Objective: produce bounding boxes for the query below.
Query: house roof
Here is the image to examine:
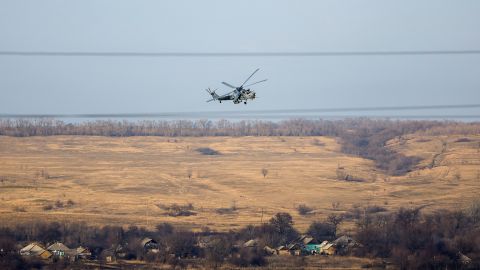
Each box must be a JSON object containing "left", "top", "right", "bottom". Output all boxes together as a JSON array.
[
  {"left": 319, "top": 240, "right": 329, "bottom": 248},
  {"left": 292, "top": 235, "right": 318, "bottom": 245},
  {"left": 323, "top": 243, "right": 334, "bottom": 250},
  {"left": 47, "top": 242, "right": 71, "bottom": 252},
  {"left": 39, "top": 250, "right": 53, "bottom": 259},
  {"left": 243, "top": 239, "right": 257, "bottom": 247},
  {"left": 458, "top": 252, "right": 472, "bottom": 264},
  {"left": 141, "top": 238, "right": 157, "bottom": 247},
  {"left": 20, "top": 243, "right": 47, "bottom": 256},
  {"left": 20, "top": 243, "right": 52, "bottom": 259},
  {"left": 287, "top": 243, "right": 302, "bottom": 250}
]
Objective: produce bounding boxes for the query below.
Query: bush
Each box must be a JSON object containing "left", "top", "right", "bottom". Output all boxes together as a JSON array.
[
  {"left": 55, "top": 200, "right": 64, "bottom": 208},
  {"left": 455, "top": 138, "right": 472, "bottom": 143},
  {"left": 297, "top": 204, "right": 313, "bottom": 215},
  {"left": 216, "top": 207, "right": 237, "bottom": 215},
  {"left": 307, "top": 221, "right": 336, "bottom": 241},
  {"left": 196, "top": 147, "right": 220, "bottom": 155},
  {"left": 13, "top": 206, "right": 26, "bottom": 212},
  {"left": 229, "top": 248, "right": 267, "bottom": 267},
  {"left": 158, "top": 203, "right": 196, "bottom": 217}
]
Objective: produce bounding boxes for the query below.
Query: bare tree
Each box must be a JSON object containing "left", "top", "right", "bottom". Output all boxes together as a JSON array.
[
  {"left": 331, "top": 201, "right": 341, "bottom": 210},
  {"left": 327, "top": 213, "right": 344, "bottom": 237},
  {"left": 261, "top": 168, "right": 268, "bottom": 178}
]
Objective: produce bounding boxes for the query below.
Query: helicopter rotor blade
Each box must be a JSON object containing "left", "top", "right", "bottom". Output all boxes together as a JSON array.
[
  {"left": 244, "top": 79, "right": 267, "bottom": 88},
  {"left": 222, "top": 82, "right": 237, "bottom": 89},
  {"left": 241, "top": 68, "right": 260, "bottom": 87}
]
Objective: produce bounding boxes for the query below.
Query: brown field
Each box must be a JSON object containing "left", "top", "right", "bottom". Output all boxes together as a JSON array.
[{"left": 0, "top": 134, "right": 479, "bottom": 232}]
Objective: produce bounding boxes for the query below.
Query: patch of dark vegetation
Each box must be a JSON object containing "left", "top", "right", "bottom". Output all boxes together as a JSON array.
[
  {"left": 455, "top": 137, "right": 473, "bottom": 143},
  {"left": 42, "top": 200, "right": 75, "bottom": 211},
  {"left": 416, "top": 138, "right": 432, "bottom": 143},
  {"left": 158, "top": 203, "right": 196, "bottom": 217},
  {"left": 196, "top": 147, "right": 220, "bottom": 155},
  {"left": 297, "top": 204, "right": 314, "bottom": 216},
  {"left": 335, "top": 168, "right": 366, "bottom": 182},
  {"left": 13, "top": 206, "right": 26, "bottom": 212},
  {"left": 365, "top": 205, "right": 388, "bottom": 214},
  {"left": 312, "top": 138, "right": 326, "bottom": 146},
  {"left": 215, "top": 207, "right": 237, "bottom": 215}
]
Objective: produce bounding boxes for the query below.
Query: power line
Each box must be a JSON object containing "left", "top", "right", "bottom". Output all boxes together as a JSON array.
[
  {"left": 1, "top": 50, "right": 480, "bottom": 57},
  {"left": 1, "top": 104, "right": 479, "bottom": 119}
]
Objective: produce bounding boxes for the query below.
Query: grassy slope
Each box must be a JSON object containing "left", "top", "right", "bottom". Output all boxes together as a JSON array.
[{"left": 0, "top": 134, "right": 478, "bottom": 232}]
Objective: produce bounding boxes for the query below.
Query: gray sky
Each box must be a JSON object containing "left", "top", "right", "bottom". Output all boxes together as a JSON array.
[{"left": 0, "top": 0, "right": 479, "bottom": 117}]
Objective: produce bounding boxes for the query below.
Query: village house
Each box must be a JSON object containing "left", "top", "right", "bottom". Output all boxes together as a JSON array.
[
  {"left": 286, "top": 243, "right": 302, "bottom": 256},
  {"left": 141, "top": 237, "right": 159, "bottom": 253},
  {"left": 100, "top": 247, "right": 116, "bottom": 263},
  {"left": 276, "top": 245, "right": 290, "bottom": 256},
  {"left": 263, "top": 245, "right": 276, "bottom": 255},
  {"left": 321, "top": 242, "right": 336, "bottom": 255},
  {"left": 75, "top": 246, "right": 92, "bottom": 260},
  {"left": 243, "top": 239, "right": 258, "bottom": 248},
  {"left": 47, "top": 242, "right": 72, "bottom": 258},
  {"left": 19, "top": 243, "right": 52, "bottom": 260}
]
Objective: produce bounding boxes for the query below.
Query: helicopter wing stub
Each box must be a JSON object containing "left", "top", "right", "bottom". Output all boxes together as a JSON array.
[{"left": 217, "top": 93, "right": 234, "bottom": 100}]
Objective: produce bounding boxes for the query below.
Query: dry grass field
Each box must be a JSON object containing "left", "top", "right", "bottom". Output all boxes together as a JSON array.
[{"left": 0, "top": 134, "right": 479, "bottom": 232}]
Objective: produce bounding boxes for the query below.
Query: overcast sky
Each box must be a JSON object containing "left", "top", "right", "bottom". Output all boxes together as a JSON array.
[{"left": 0, "top": 0, "right": 479, "bottom": 117}]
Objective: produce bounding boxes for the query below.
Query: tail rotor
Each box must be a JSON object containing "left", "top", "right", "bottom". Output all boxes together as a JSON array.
[{"left": 206, "top": 88, "right": 219, "bottom": 102}]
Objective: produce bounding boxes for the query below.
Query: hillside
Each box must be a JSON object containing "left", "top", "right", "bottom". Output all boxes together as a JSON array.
[{"left": 1, "top": 133, "right": 479, "bottom": 232}]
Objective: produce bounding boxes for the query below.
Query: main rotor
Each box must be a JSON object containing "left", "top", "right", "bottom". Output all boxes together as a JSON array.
[{"left": 221, "top": 68, "right": 267, "bottom": 91}]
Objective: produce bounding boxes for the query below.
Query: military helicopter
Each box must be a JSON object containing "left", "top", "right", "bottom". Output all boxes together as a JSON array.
[{"left": 206, "top": 68, "right": 267, "bottom": 104}]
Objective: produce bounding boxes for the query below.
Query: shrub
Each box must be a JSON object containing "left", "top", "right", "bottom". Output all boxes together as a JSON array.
[
  {"left": 55, "top": 200, "right": 64, "bottom": 208},
  {"left": 196, "top": 147, "right": 220, "bottom": 155},
  {"left": 455, "top": 137, "right": 472, "bottom": 143},
  {"left": 229, "top": 248, "right": 267, "bottom": 267},
  {"left": 158, "top": 203, "right": 196, "bottom": 217},
  {"left": 13, "top": 206, "right": 26, "bottom": 212},
  {"left": 297, "top": 204, "right": 313, "bottom": 215}
]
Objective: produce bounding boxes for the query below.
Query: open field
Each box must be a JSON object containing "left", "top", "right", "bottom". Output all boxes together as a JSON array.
[{"left": 1, "top": 134, "right": 479, "bottom": 232}]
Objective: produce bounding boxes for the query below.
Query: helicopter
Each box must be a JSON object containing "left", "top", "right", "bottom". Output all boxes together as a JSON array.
[{"left": 206, "top": 68, "right": 267, "bottom": 104}]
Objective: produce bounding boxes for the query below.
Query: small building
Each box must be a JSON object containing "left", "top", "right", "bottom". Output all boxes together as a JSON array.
[
  {"left": 458, "top": 252, "right": 472, "bottom": 265},
  {"left": 263, "top": 245, "right": 276, "bottom": 255},
  {"left": 141, "top": 238, "right": 159, "bottom": 253},
  {"left": 100, "top": 248, "right": 116, "bottom": 263},
  {"left": 276, "top": 245, "right": 290, "bottom": 256},
  {"left": 47, "top": 242, "right": 72, "bottom": 258},
  {"left": 321, "top": 243, "right": 336, "bottom": 255},
  {"left": 286, "top": 243, "right": 302, "bottom": 256},
  {"left": 20, "top": 243, "right": 52, "bottom": 260},
  {"left": 243, "top": 239, "right": 258, "bottom": 248},
  {"left": 74, "top": 246, "right": 92, "bottom": 260}
]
